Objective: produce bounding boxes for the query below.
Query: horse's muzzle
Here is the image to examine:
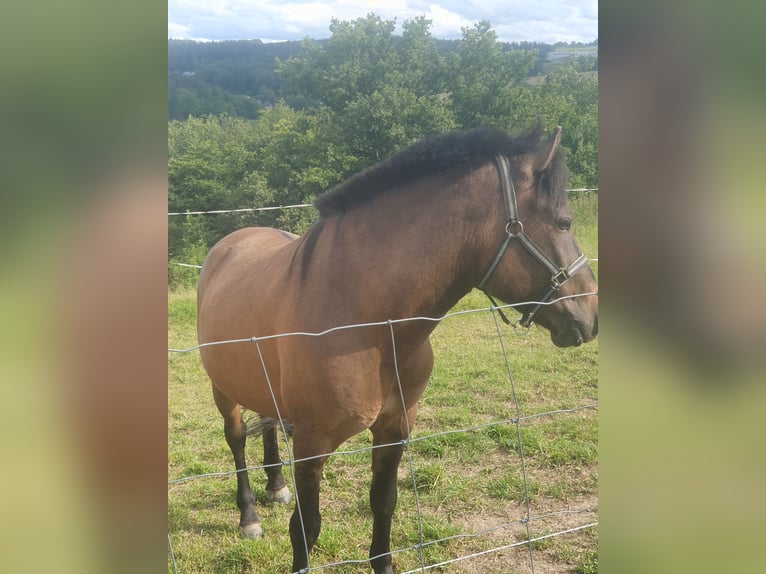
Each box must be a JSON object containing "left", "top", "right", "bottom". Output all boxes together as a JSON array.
[{"left": 551, "top": 315, "right": 598, "bottom": 348}]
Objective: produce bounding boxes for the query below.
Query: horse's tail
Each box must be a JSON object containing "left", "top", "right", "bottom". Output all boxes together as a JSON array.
[{"left": 243, "top": 410, "right": 294, "bottom": 438}]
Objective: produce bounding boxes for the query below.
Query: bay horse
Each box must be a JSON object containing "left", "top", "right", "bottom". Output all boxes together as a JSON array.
[{"left": 196, "top": 127, "right": 598, "bottom": 573}]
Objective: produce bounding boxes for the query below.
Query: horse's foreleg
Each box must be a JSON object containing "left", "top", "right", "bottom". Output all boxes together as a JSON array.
[
  {"left": 369, "top": 443, "right": 403, "bottom": 574},
  {"left": 368, "top": 408, "right": 417, "bottom": 574},
  {"left": 212, "top": 386, "right": 262, "bottom": 538},
  {"left": 262, "top": 419, "right": 291, "bottom": 504},
  {"left": 289, "top": 437, "right": 329, "bottom": 574}
]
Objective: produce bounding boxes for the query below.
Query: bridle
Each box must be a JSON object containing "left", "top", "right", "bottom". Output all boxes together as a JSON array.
[{"left": 477, "top": 154, "right": 589, "bottom": 328}]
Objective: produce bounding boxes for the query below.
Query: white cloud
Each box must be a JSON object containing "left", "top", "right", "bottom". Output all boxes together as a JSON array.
[
  {"left": 168, "top": 0, "right": 597, "bottom": 43},
  {"left": 168, "top": 21, "right": 192, "bottom": 39},
  {"left": 171, "top": 0, "right": 235, "bottom": 19},
  {"left": 426, "top": 4, "right": 473, "bottom": 37},
  {"left": 264, "top": 2, "right": 336, "bottom": 28}
]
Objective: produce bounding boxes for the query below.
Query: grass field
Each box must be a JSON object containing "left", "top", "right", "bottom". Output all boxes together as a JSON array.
[{"left": 168, "top": 193, "right": 598, "bottom": 573}]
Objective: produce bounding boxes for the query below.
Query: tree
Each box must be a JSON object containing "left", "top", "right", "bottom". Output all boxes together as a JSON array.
[
  {"left": 167, "top": 16, "right": 599, "bottom": 286},
  {"left": 448, "top": 21, "right": 536, "bottom": 128},
  {"left": 533, "top": 66, "right": 598, "bottom": 187},
  {"left": 277, "top": 14, "right": 456, "bottom": 172},
  {"left": 333, "top": 85, "right": 456, "bottom": 167},
  {"left": 397, "top": 15, "right": 449, "bottom": 96},
  {"left": 277, "top": 14, "right": 398, "bottom": 111},
  {"left": 168, "top": 114, "right": 275, "bottom": 267}
]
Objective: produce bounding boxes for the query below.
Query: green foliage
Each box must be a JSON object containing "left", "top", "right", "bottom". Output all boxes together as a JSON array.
[
  {"left": 285, "top": 14, "right": 399, "bottom": 111},
  {"left": 168, "top": 38, "right": 302, "bottom": 118},
  {"left": 448, "top": 21, "right": 536, "bottom": 128},
  {"left": 167, "top": 17, "right": 598, "bottom": 274},
  {"left": 538, "top": 66, "right": 599, "bottom": 187},
  {"left": 399, "top": 16, "right": 450, "bottom": 96},
  {"left": 168, "top": 77, "right": 262, "bottom": 119},
  {"left": 333, "top": 85, "right": 457, "bottom": 167},
  {"left": 167, "top": 110, "right": 325, "bottom": 284},
  {"left": 277, "top": 14, "right": 457, "bottom": 169},
  {"left": 168, "top": 218, "right": 209, "bottom": 289}
]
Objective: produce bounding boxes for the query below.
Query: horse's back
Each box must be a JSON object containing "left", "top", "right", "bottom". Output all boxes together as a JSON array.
[
  {"left": 198, "top": 225, "right": 297, "bottom": 330},
  {"left": 198, "top": 227, "right": 297, "bottom": 298}
]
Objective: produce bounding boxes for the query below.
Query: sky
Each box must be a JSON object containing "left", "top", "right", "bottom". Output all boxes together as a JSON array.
[{"left": 168, "top": 0, "right": 598, "bottom": 45}]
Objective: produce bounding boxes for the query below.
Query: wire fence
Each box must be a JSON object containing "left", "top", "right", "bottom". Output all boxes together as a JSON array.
[
  {"left": 168, "top": 190, "right": 598, "bottom": 572},
  {"left": 167, "top": 189, "right": 596, "bottom": 217},
  {"left": 168, "top": 203, "right": 316, "bottom": 216},
  {"left": 168, "top": 292, "right": 598, "bottom": 573},
  {"left": 168, "top": 191, "right": 598, "bottom": 271}
]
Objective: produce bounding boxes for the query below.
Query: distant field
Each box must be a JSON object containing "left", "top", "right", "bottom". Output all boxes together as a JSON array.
[
  {"left": 528, "top": 69, "right": 598, "bottom": 86},
  {"left": 168, "top": 193, "right": 598, "bottom": 573}
]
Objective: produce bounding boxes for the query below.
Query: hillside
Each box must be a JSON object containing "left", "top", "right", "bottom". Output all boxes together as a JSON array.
[{"left": 168, "top": 37, "right": 597, "bottom": 120}]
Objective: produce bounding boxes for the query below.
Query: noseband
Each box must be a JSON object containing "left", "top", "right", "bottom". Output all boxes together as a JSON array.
[{"left": 478, "top": 154, "right": 589, "bottom": 328}]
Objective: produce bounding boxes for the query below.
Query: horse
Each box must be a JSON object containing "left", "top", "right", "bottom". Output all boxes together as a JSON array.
[{"left": 196, "top": 126, "right": 598, "bottom": 574}]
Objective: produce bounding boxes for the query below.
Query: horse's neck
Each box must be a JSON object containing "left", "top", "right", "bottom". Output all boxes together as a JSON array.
[{"left": 317, "top": 172, "right": 496, "bottom": 322}]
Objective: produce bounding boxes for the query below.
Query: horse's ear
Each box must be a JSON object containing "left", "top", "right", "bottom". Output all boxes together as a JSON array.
[{"left": 535, "top": 126, "right": 562, "bottom": 172}]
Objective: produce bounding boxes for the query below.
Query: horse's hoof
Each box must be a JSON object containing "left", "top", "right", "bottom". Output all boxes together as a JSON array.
[
  {"left": 266, "top": 485, "right": 292, "bottom": 505},
  {"left": 239, "top": 522, "right": 263, "bottom": 539}
]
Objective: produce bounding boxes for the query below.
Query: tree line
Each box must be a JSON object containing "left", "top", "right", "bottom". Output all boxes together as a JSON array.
[
  {"left": 169, "top": 15, "right": 598, "bottom": 288},
  {"left": 168, "top": 27, "right": 595, "bottom": 119}
]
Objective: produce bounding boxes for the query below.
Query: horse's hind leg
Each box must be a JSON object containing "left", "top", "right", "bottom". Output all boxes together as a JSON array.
[
  {"left": 212, "top": 385, "right": 262, "bottom": 538},
  {"left": 261, "top": 418, "right": 291, "bottom": 504}
]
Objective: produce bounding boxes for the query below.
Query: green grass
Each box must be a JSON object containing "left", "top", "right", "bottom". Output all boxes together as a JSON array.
[{"left": 168, "top": 198, "right": 598, "bottom": 573}]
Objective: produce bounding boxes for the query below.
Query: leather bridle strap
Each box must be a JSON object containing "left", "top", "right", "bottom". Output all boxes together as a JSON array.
[
  {"left": 478, "top": 154, "right": 589, "bottom": 328},
  {"left": 477, "top": 154, "right": 517, "bottom": 291},
  {"left": 516, "top": 252, "right": 588, "bottom": 327}
]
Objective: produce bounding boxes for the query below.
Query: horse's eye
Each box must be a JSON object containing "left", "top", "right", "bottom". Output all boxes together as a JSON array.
[{"left": 557, "top": 218, "right": 572, "bottom": 231}]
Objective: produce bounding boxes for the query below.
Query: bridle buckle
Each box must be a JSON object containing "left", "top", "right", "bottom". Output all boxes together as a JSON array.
[
  {"left": 550, "top": 268, "right": 570, "bottom": 289},
  {"left": 505, "top": 219, "right": 524, "bottom": 237}
]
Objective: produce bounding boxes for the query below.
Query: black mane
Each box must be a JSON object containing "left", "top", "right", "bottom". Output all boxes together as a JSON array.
[{"left": 314, "top": 127, "right": 567, "bottom": 217}]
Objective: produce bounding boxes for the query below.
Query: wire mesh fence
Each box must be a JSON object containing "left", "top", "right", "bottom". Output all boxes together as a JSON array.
[
  {"left": 168, "top": 190, "right": 598, "bottom": 572},
  {"left": 168, "top": 294, "right": 598, "bottom": 573}
]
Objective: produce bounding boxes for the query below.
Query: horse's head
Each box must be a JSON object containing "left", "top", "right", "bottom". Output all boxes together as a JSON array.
[{"left": 478, "top": 127, "right": 598, "bottom": 347}]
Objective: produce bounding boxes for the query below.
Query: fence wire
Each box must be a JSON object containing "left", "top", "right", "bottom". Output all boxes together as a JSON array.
[
  {"left": 168, "top": 291, "right": 598, "bottom": 573},
  {"left": 168, "top": 291, "right": 597, "bottom": 354},
  {"left": 489, "top": 306, "right": 535, "bottom": 573},
  {"left": 167, "top": 190, "right": 596, "bottom": 217},
  {"left": 168, "top": 203, "right": 315, "bottom": 216},
  {"left": 167, "top": 194, "right": 598, "bottom": 272},
  {"left": 168, "top": 404, "right": 596, "bottom": 487}
]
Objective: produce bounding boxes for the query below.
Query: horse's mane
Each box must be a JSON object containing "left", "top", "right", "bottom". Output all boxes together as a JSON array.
[{"left": 314, "top": 127, "right": 568, "bottom": 217}]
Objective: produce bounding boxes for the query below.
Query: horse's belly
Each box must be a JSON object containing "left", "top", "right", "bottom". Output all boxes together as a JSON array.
[{"left": 201, "top": 340, "right": 284, "bottom": 417}]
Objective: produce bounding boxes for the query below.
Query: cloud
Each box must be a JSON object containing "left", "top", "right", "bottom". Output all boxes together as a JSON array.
[
  {"left": 167, "top": 21, "right": 193, "bottom": 39},
  {"left": 167, "top": 0, "right": 597, "bottom": 43},
  {"left": 426, "top": 4, "right": 473, "bottom": 37}
]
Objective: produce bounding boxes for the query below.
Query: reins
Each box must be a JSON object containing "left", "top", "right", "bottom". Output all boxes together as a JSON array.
[{"left": 478, "top": 154, "right": 589, "bottom": 329}]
